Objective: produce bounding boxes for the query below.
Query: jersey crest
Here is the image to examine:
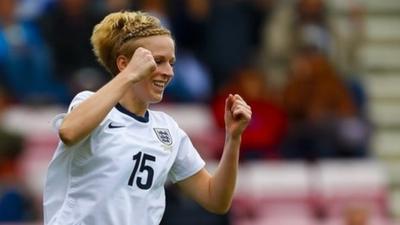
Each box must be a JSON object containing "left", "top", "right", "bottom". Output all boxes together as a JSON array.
[{"left": 153, "top": 128, "right": 173, "bottom": 145}]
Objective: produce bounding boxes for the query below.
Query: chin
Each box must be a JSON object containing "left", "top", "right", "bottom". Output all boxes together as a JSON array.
[
  {"left": 148, "top": 94, "right": 163, "bottom": 104},
  {"left": 150, "top": 99, "right": 163, "bottom": 104}
]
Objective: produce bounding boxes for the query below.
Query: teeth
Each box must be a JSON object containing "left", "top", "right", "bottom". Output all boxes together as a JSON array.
[{"left": 153, "top": 81, "right": 165, "bottom": 88}]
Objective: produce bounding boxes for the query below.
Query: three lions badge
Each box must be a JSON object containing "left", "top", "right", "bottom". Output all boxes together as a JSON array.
[{"left": 153, "top": 128, "right": 173, "bottom": 146}]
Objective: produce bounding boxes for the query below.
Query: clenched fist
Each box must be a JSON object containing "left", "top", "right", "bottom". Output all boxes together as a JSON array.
[
  {"left": 224, "top": 94, "right": 252, "bottom": 139},
  {"left": 123, "top": 47, "right": 157, "bottom": 83}
]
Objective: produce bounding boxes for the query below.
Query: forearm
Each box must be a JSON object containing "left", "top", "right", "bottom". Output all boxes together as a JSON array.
[
  {"left": 176, "top": 94, "right": 250, "bottom": 214},
  {"left": 209, "top": 135, "right": 241, "bottom": 213},
  {"left": 59, "top": 74, "right": 132, "bottom": 146}
]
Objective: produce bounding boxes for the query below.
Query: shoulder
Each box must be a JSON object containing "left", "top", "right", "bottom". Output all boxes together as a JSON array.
[
  {"left": 148, "top": 110, "right": 184, "bottom": 137},
  {"left": 68, "top": 90, "right": 94, "bottom": 112},
  {"left": 73, "top": 90, "right": 94, "bottom": 99},
  {"left": 71, "top": 90, "right": 94, "bottom": 104},
  {"left": 149, "top": 110, "right": 178, "bottom": 126}
]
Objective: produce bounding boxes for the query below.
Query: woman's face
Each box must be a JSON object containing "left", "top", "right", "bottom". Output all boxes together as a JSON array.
[{"left": 131, "top": 35, "right": 175, "bottom": 104}]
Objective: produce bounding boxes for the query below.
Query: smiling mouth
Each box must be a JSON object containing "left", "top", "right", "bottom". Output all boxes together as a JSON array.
[{"left": 153, "top": 80, "right": 166, "bottom": 89}]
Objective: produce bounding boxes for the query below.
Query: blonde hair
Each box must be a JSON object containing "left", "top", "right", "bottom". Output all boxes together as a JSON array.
[{"left": 91, "top": 11, "right": 171, "bottom": 76}]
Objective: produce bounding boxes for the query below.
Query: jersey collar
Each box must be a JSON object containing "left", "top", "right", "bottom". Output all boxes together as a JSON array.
[{"left": 115, "top": 103, "right": 149, "bottom": 123}]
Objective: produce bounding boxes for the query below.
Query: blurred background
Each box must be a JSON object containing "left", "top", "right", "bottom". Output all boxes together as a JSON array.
[{"left": 0, "top": 0, "right": 400, "bottom": 224}]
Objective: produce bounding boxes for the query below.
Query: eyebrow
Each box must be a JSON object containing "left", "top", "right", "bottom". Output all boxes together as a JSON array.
[{"left": 154, "top": 55, "right": 176, "bottom": 63}]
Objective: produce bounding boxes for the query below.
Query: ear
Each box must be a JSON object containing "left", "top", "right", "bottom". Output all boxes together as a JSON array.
[{"left": 116, "top": 55, "right": 129, "bottom": 73}]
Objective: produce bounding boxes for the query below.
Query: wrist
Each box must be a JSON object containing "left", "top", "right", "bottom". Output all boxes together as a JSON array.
[
  {"left": 226, "top": 133, "right": 241, "bottom": 143},
  {"left": 120, "top": 70, "right": 139, "bottom": 83}
]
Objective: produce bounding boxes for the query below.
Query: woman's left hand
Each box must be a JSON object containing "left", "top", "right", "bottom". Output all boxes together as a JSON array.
[{"left": 224, "top": 94, "right": 252, "bottom": 139}]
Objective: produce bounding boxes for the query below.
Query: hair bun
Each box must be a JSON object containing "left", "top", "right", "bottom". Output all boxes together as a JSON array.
[{"left": 91, "top": 11, "right": 170, "bottom": 75}]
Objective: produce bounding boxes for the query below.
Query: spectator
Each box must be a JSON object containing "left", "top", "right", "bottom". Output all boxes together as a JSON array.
[
  {"left": 171, "top": 1, "right": 269, "bottom": 93},
  {"left": 212, "top": 1, "right": 270, "bottom": 92},
  {"left": 0, "top": 0, "right": 68, "bottom": 103},
  {"left": 261, "top": 0, "right": 332, "bottom": 88},
  {"left": 295, "top": 0, "right": 332, "bottom": 53},
  {"left": 168, "top": 0, "right": 210, "bottom": 58},
  {"left": 37, "top": 0, "right": 105, "bottom": 96},
  {"left": 281, "top": 50, "right": 368, "bottom": 160},
  {"left": 212, "top": 66, "right": 287, "bottom": 160},
  {"left": 260, "top": 0, "right": 295, "bottom": 88},
  {"left": 0, "top": 128, "right": 36, "bottom": 222}
]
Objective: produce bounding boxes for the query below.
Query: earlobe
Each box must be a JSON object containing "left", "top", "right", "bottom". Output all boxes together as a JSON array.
[{"left": 116, "top": 55, "right": 128, "bottom": 72}]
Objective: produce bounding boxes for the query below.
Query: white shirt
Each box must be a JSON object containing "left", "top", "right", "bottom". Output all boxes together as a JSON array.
[{"left": 43, "top": 91, "right": 205, "bottom": 225}]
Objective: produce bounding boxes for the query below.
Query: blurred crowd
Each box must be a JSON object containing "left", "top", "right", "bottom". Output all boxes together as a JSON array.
[{"left": 0, "top": 0, "right": 373, "bottom": 223}]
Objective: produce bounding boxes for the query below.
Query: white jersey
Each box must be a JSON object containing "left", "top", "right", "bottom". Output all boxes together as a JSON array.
[{"left": 43, "top": 91, "right": 205, "bottom": 225}]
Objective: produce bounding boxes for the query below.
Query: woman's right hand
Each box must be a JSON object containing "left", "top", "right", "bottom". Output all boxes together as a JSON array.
[
  {"left": 60, "top": 47, "right": 156, "bottom": 146},
  {"left": 123, "top": 47, "right": 157, "bottom": 83}
]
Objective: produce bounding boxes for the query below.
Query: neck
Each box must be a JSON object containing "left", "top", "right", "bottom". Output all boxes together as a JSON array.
[{"left": 119, "top": 93, "right": 149, "bottom": 117}]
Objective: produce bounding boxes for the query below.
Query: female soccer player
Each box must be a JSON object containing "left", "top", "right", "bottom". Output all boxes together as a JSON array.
[{"left": 43, "top": 11, "right": 251, "bottom": 225}]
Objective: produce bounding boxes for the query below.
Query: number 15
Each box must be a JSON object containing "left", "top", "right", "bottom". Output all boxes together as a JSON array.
[{"left": 128, "top": 152, "right": 156, "bottom": 190}]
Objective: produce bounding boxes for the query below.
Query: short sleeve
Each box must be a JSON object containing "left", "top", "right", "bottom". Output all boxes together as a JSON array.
[
  {"left": 67, "top": 91, "right": 94, "bottom": 113},
  {"left": 52, "top": 91, "right": 94, "bottom": 131},
  {"left": 169, "top": 129, "right": 205, "bottom": 183}
]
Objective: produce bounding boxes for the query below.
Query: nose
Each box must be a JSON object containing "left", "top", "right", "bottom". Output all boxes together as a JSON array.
[{"left": 161, "top": 63, "right": 174, "bottom": 78}]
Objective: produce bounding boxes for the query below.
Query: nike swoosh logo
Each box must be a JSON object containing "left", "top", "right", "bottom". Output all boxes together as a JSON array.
[{"left": 108, "top": 122, "right": 125, "bottom": 129}]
